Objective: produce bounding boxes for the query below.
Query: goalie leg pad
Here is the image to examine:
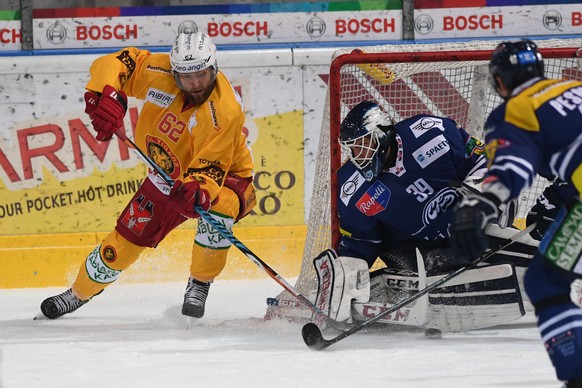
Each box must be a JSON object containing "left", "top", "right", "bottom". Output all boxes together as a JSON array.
[
  {"left": 427, "top": 263, "right": 525, "bottom": 333},
  {"left": 313, "top": 250, "right": 370, "bottom": 324}
]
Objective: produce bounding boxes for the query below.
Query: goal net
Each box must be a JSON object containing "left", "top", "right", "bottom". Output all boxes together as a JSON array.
[{"left": 266, "top": 38, "right": 582, "bottom": 321}]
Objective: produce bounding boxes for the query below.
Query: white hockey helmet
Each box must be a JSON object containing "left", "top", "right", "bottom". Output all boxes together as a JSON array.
[{"left": 170, "top": 32, "right": 217, "bottom": 74}]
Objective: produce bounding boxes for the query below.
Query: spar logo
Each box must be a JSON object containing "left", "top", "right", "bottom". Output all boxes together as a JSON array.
[{"left": 356, "top": 181, "right": 390, "bottom": 216}]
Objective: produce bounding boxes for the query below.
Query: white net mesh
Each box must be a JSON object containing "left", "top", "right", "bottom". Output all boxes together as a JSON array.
[{"left": 294, "top": 38, "right": 582, "bottom": 297}]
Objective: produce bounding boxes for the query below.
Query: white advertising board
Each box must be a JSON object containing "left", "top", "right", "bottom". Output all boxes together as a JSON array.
[
  {"left": 33, "top": 10, "right": 402, "bottom": 49},
  {"left": 414, "top": 5, "right": 582, "bottom": 39}
]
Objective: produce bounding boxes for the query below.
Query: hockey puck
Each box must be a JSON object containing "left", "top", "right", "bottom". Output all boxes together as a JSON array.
[{"left": 424, "top": 328, "right": 442, "bottom": 339}]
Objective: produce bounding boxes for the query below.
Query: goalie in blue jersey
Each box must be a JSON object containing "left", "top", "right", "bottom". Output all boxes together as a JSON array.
[
  {"left": 311, "top": 100, "right": 539, "bottom": 333},
  {"left": 450, "top": 40, "right": 582, "bottom": 387}
]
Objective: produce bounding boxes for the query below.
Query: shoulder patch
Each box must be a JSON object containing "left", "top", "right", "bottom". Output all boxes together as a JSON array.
[
  {"left": 465, "top": 136, "right": 485, "bottom": 157},
  {"left": 340, "top": 170, "right": 365, "bottom": 206},
  {"left": 409, "top": 116, "right": 445, "bottom": 138}
]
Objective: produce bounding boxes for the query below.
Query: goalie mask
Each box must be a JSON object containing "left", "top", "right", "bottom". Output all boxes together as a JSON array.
[
  {"left": 340, "top": 101, "right": 396, "bottom": 182},
  {"left": 489, "top": 39, "right": 544, "bottom": 99}
]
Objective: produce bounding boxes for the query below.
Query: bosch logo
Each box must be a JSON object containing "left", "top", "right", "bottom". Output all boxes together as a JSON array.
[
  {"left": 306, "top": 17, "right": 326, "bottom": 38},
  {"left": 414, "top": 14, "right": 434, "bottom": 35},
  {"left": 178, "top": 20, "right": 198, "bottom": 34},
  {"left": 207, "top": 21, "right": 268, "bottom": 37},
  {"left": 543, "top": 10, "right": 562, "bottom": 30},
  {"left": 336, "top": 18, "right": 396, "bottom": 35},
  {"left": 443, "top": 14, "right": 503, "bottom": 31},
  {"left": 46, "top": 22, "right": 67, "bottom": 45},
  {"left": 76, "top": 24, "right": 138, "bottom": 41}
]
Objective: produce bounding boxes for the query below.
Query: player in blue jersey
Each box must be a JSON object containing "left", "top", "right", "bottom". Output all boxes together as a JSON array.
[
  {"left": 450, "top": 40, "right": 582, "bottom": 387},
  {"left": 310, "top": 100, "right": 538, "bottom": 333},
  {"left": 336, "top": 101, "right": 488, "bottom": 272}
]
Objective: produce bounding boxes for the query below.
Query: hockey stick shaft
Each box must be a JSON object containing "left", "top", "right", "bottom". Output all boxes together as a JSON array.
[
  {"left": 302, "top": 222, "right": 537, "bottom": 350},
  {"left": 114, "top": 130, "right": 339, "bottom": 325}
]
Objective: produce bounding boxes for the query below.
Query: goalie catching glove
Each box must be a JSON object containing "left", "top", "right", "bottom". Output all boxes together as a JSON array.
[
  {"left": 169, "top": 180, "right": 212, "bottom": 219},
  {"left": 84, "top": 85, "right": 128, "bottom": 141},
  {"left": 450, "top": 192, "right": 500, "bottom": 260}
]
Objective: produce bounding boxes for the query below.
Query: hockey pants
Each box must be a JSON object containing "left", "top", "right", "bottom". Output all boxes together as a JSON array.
[{"left": 72, "top": 177, "right": 250, "bottom": 300}]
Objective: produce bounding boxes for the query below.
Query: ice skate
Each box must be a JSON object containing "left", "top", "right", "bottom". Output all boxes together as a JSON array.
[
  {"left": 182, "top": 278, "right": 210, "bottom": 319},
  {"left": 36, "top": 289, "right": 88, "bottom": 320}
]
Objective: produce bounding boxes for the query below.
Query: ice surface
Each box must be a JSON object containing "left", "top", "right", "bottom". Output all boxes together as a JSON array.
[{"left": 0, "top": 279, "right": 559, "bottom": 388}]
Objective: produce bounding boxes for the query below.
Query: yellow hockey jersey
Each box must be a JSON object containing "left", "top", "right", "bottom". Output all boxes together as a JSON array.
[{"left": 86, "top": 47, "right": 253, "bottom": 200}]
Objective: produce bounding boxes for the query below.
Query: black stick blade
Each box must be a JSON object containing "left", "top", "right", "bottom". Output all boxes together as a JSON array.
[{"left": 302, "top": 323, "right": 329, "bottom": 351}]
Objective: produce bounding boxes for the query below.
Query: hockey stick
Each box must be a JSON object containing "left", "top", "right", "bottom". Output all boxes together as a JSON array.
[
  {"left": 113, "top": 129, "right": 343, "bottom": 328},
  {"left": 302, "top": 222, "right": 537, "bottom": 351}
]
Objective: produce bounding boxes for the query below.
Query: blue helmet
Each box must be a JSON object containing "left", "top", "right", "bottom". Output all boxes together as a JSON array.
[
  {"left": 339, "top": 101, "right": 396, "bottom": 182},
  {"left": 489, "top": 39, "right": 544, "bottom": 98}
]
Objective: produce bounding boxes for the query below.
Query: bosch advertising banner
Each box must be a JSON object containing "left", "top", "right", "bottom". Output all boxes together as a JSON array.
[
  {"left": 3, "top": 2, "right": 582, "bottom": 52},
  {"left": 0, "top": 64, "right": 308, "bottom": 235},
  {"left": 414, "top": 4, "right": 582, "bottom": 38},
  {"left": 33, "top": 11, "right": 402, "bottom": 49}
]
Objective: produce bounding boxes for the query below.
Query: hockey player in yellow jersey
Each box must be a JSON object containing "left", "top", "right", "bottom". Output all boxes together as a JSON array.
[{"left": 39, "top": 32, "right": 256, "bottom": 320}]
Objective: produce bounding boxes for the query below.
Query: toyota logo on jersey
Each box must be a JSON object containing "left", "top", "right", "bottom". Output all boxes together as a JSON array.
[{"left": 356, "top": 181, "right": 390, "bottom": 216}]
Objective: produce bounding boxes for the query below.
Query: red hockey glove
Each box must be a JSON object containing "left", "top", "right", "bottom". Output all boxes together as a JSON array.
[
  {"left": 169, "top": 180, "right": 212, "bottom": 219},
  {"left": 84, "top": 85, "right": 127, "bottom": 141}
]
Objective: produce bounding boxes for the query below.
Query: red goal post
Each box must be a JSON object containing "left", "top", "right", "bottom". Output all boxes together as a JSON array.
[{"left": 295, "top": 39, "right": 582, "bottom": 297}]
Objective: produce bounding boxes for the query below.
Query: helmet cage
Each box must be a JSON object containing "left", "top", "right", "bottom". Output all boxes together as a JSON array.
[
  {"left": 339, "top": 102, "right": 394, "bottom": 181},
  {"left": 341, "top": 129, "right": 383, "bottom": 170}
]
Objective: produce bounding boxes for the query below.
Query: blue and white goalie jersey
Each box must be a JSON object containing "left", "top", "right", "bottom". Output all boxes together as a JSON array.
[{"left": 337, "top": 114, "right": 486, "bottom": 263}]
